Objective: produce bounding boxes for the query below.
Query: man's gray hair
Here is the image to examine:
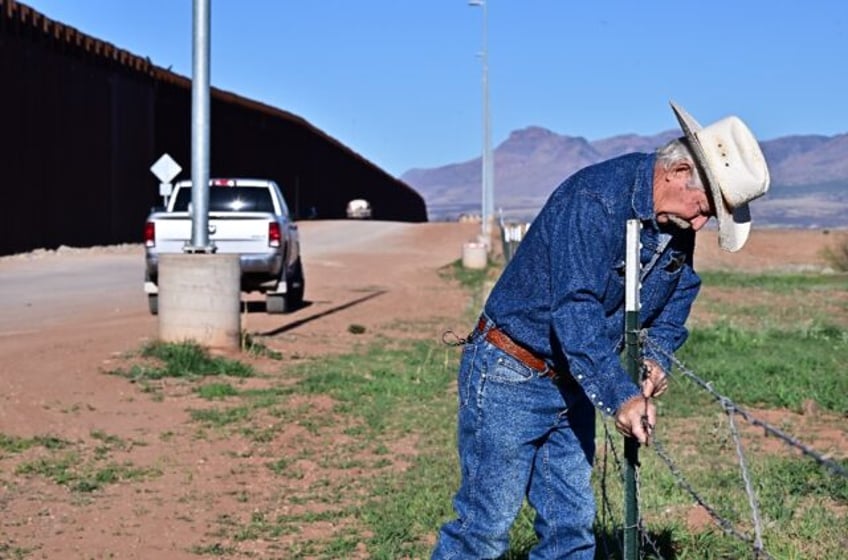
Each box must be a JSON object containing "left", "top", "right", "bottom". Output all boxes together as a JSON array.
[{"left": 656, "top": 138, "right": 706, "bottom": 191}]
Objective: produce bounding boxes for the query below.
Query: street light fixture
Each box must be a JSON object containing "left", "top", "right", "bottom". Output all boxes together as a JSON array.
[{"left": 469, "top": 0, "right": 494, "bottom": 249}]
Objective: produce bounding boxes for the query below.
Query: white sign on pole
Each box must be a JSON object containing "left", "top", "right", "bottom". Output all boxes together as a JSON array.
[
  {"left": 150, "top": 153, "right": 182, "bottom": 183},
  {"left": 150, "top": 154, "right": 182, "bottom": 207}
]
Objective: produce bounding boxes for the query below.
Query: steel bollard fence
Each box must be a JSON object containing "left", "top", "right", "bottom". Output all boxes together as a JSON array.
[{"left": 500, "top": 221, "right": 530, "bottom": 264}]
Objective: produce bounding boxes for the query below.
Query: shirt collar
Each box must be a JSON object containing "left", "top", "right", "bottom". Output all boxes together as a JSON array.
[{"left": 632, "top": 153, "right": 657, "bottom": 224}]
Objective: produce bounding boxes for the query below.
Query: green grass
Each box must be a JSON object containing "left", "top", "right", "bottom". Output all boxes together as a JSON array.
[
  {"left": 9, "top": 430, "right": 159, "bottom": 493},
  {"left": 196, "top": 382, "right": 240, "bottom": 400},
  {"left": 0, "top": 434, "right": 69, "bottom": 456},
  {"left": 189, "top": 542, "right": 237, "bottom": 556},
  {"left": 314, "top": 345, "right": 461, "bottom": 558},
  {"left": 670, "top": 321, "right": 848, "bottom": 414},
  {"left": 241, "top": 333, "right": 284, "bottom": 359},
  {"left": 15, "top": 453, "right": 159, "bottom": 493},
  {"left": 690, "top": 270, "right": 848, "bottom": 332},
  {"left": 293, "top": 340, "right": 458, "bottom": 434},
  {"left": 698, "top": 270, "right": 848, "bottom": 292},
  {"left": 189, "top": 405, "right": 252, "bottom": 427},
  {"left": 0, "top": 542, "right": 34, "bottom": 560},
  {"left": 109, "top": 340, "right": 255, "bottom": 382},
  {"left": 438, "top": 258, "right": 499, "bottom": 289}
]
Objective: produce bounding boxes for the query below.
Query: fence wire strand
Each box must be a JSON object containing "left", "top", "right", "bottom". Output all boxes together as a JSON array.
[
  {"left": 722, "top": 396, "right": 766, "bottom": 553},
  {"left": 595, "top": 333, "right": 845, "bottom": 559},
  {"left": 643, "top": 335, "right": 848, "bottom": 480}
]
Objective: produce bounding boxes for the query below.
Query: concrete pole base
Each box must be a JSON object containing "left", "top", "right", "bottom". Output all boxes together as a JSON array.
[
  {"left": 158, "top": 253, "right": 241, "bottom": 351},
  {"left": 462, "top": 241, "right": 488, "bottom": 269}
]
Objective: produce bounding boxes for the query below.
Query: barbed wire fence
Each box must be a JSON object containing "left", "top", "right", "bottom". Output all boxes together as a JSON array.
[{"left": 592, "top": 331, "right": 848, "bottom": 559}]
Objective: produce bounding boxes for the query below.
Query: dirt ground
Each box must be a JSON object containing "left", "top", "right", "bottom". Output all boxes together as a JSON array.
[{"left": 0, "top": 223, "right": 844, "bottom": 558}]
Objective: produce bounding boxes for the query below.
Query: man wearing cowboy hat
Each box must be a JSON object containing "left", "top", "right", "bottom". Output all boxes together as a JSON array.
[{"left": 432, "top": 102, "right": 770, "bottom": 559}]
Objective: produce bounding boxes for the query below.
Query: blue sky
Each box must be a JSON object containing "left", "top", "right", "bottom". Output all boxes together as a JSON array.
[{"left": 25, "top": 1, "right": 847, "bottom": 178}]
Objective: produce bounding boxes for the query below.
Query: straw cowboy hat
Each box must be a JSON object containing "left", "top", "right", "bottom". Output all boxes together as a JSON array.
[{"left": 670, "top": 101, "right": 771, "bottom": 252}]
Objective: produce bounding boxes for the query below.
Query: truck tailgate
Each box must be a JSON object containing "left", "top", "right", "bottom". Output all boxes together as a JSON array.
[{"left": 152, "top": 212, "right": 274, "bottom": 254}]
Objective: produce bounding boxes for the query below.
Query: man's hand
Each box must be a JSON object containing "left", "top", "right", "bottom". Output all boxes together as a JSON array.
[
  {"left": 615, "top": 395, "right": 656, "bottom": 445},
  {"left": 641, "top": 359, "right": 668, "bottom": 398}
]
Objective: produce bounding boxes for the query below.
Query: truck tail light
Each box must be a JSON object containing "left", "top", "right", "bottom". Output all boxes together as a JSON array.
[
  {"left": 144, "top": 221, "right": 155, "bottom": 247},
  {"left": 268, "top": 222, "right": 281, "bottom": 248}
]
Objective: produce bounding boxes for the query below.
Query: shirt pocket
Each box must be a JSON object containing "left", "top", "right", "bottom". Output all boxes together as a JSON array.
[
  {"left": 641, "top": 250, "right": 686, "bottom": 318},
  {"left": 660, "top": 250, "right": 687, "bottom": 280},
  {"left": 603, "top": 259, "right": 626, "bottom": 307}
]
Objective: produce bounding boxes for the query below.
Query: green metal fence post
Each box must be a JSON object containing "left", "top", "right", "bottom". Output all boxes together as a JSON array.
[{"left": 623, "top": 219, "right": 642, "bottom": 560}]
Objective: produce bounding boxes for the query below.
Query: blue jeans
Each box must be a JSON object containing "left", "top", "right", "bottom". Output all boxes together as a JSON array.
[{"left": 432, "top": 333, "right": 597, "bottom": 559}]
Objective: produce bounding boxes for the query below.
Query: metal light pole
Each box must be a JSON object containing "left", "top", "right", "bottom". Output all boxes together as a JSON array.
[
  {"left": 469, "top": 0, "right": 493, "bottom": 249},
  {"left": 188, "top": 0, "right": 213, "bottom": 252}
]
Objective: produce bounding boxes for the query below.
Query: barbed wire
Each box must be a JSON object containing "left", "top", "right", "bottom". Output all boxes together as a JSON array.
[
  {"left": 722, "top": 397, "right": 766, "bottom": 553},
  {"left": 594, "top": 333, "right": 846, "bottom": 559},
  {"left": 649, "top": 435, "right": 773, "bottom": 559},
  {"left": 643, "top": 335, "right": 848, "bottom": 480}
]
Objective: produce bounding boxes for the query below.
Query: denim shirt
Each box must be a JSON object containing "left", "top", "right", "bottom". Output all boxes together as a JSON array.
[{"left": 484, "top": 152, "right": 701, "bottom": 416}]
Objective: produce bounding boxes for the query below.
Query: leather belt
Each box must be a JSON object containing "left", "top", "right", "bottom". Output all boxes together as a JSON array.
[{"left": 477, "top": 316, "right": 566, "bottom": 382}]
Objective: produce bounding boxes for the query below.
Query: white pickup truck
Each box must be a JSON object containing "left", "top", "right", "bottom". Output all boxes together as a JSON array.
[{"left": 143, "top": 178, "right": 304, "bottom": 315}]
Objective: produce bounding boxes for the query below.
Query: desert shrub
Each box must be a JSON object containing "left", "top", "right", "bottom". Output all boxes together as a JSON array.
[{"left": 821, "top": 234, "right": 848, "bottom": 271}]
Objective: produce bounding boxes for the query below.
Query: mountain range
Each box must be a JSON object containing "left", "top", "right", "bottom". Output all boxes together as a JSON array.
[{"left": 401, "top": 126, "right": 848, "bottom": 229}]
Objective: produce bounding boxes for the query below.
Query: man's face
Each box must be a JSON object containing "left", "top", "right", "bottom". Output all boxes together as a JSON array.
[{"left": 655, "top": 163, "right": 715, "bottom": 231}]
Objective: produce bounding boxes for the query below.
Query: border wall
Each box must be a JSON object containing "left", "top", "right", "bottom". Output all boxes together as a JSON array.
[{"left": 0, "top": 0, "right": 427, "bottom": 257}]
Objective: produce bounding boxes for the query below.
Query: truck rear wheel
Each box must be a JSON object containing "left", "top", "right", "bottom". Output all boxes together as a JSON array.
[
  {"left": 284, "top": 258, "right": 305, "bottom": 310},
  {"left": 265, "top": 258, "right": 305, "bottom": 314}
]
